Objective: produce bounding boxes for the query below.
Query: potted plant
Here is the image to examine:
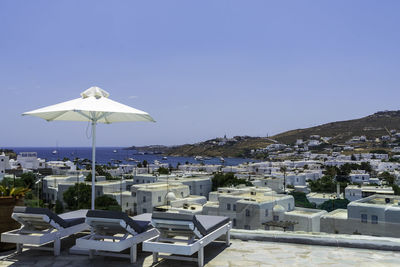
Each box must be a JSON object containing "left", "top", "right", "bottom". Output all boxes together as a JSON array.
[{"left": 0, "top": 186, "right": 30, "bottom": 251}]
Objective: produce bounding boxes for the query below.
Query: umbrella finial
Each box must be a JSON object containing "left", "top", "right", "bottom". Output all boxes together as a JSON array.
[{"left": 81, "top": 86, "right": 110, "bottom": 99}]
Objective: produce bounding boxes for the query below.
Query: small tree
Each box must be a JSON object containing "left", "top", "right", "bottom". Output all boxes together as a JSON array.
[
  {"left": 142, "top": 160, "right": 148, "bottom": 168},
  {"left": 63, "top": 183, "right": 91, "bottom": 210},
  {"left": 211, "top": 172, "right": 252, "bottom": 191},
  {"left": 379, "top": 171, "right": 396, "bottom": 185},
  {"left": 318, "top": 199, "right": 349, "bottom": 212},
  {"left": 289, "top": 192, "right": 316, "bottom": 208},
  {"left": 95, "top": 195, "right": 121, "bottom": 211},
  {"left": 158, "top": 167, "right": 169, "bottom": 175},
  {"left": 20, "top": 172, "right": 36, "bottom": 189},
  {"left": 55, "top": 200, "right": 64, "bottom": 214},
  {"left": 280, "top": 166, "right": 287, "bottom": 193}
]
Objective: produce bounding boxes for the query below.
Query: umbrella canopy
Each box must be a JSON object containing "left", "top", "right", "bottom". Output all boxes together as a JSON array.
[
  {"left": 23, "top": 86, "right": 155, "bottom": 123},
  {"left": 23, "top": 86, "right": 155, "bottom": 210}
]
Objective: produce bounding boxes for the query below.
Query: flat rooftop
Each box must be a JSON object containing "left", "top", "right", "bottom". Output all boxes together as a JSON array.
[
  {"left": 1, "top": 236, "right": 399, "bottom": 266},
  {"left": 287, "top": 208, "right": 325, "bottom": 216},
  {"left": 363, "top": 196, "right": 400, "bottom": 205},
  {"left": 323, "top": 209, "right": 348, "bottom": 219},
  {"left": 307, "top": 193, "right": 339, "bottom": 199},
  {"left": 132, "top": 182, "right": 185, "bottom": 191}
]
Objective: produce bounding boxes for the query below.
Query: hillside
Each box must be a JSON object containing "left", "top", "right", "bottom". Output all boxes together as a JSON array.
[
  {"left": 129, "top": 110, "right": 400, "bottom": 158},
  {"left": 271, "top": 111, "right": 400, "bottom": 144},
  {"left": 164, "top": 136, "right": 274, "bottom": 158}
]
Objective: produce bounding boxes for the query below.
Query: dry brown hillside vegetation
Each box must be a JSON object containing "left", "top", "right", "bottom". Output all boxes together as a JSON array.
[{"left": 271, "top": 111, "right": 400, "bottom": 144}]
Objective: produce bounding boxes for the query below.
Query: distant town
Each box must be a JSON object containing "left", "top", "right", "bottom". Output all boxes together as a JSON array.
[{"left": 2, "top": 127, "right": 400, "bottom": 238}]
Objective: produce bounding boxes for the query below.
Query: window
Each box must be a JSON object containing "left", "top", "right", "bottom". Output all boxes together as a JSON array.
[
  {"left": 372, "top": 215, "right": 378, "bottom": 224},
  {"left": 181, "top": 192, "right": 184, "bottom": 197},
  {"left": 245, "top": 209, "right": 250, "bottom": 217},
  {"left": 158, "top": 196, "right": 161, "bottom": 202},
  {"left": 143, "top": 196, "right": 146, "bottom": 203},
  {"left": 132, "top": 192, "right": 136, "bottom": 197},
  {"left": 361, "top": 214, "right": 367, "bottom": 223},
  {"left": 273, "top": 215, "right": 279, "bottom": 222},
  {"left": 200, "top": 185, "right": 202, "bottom": 189},
  {"left": 233, "top": 204, "right": 236, "bottom": 211},
  {"left": 227, "top": 203, "right": 231, "bottom": 210},
  {"left": 288, "top": 203, "right": 291, "bottom": 210},
  {"left": 233, "top": 219, "right": 236, "bottom": 227},
  {"left": 143, "top": 208, "right": 147, "bottom": 213},
  {"left": 126, "top": 202, "right": 128, "bottom": 207},
  {"left": 244, "top": 225, "right": 250, "bottom": 230},
  {"left": 265, "top": 209, "right": 269, "bottom": 217}
]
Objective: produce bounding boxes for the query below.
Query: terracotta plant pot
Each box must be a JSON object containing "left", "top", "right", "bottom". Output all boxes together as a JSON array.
[{"left": 0, "top": 197, "right": 24, "bottom": 252}]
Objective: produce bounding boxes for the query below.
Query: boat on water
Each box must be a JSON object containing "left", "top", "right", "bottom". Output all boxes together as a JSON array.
[
  {"left": 52, "top": 150, "right": 58, "bottom": 155},
  {"left": 126, "top": 157, "right": 135, "bottom": 161},
  {"left": 194, "top": 156, "right": 203, "bottom": 161},
  {"left": 220, "top": 157, "right": 225, "bottom": 162},
  {"left": 113, "top": 149, "right": 118, "bottom": 153},
  {"left": 162, "top": 156, "right": 168, "bottom": 160}
]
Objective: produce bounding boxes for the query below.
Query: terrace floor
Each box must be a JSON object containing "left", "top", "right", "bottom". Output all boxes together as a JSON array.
[{"left": 1, "top": 236, "right": 399, "bottom": 266}]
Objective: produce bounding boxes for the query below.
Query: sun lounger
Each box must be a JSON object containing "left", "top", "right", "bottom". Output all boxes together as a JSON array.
[
  {"left": 1, "top": 206, "right": 89, "bottom": 256},
  {"left": 143, "top": 212, "right": 231, "bottom": 267},
  {"left": 74, "top": 210, "right": 158, "bottom": 263}
]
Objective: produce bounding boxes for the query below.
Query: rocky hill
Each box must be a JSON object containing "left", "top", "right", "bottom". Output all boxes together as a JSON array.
[
  {"left": 271, "top": 111, "right": 400, "bottom": 144},
  {"left": 128, "top": 111, "right": 400, "bottom": 157},
  {"left": 163, "top": 136, "right": 276, "bottom": 158}
]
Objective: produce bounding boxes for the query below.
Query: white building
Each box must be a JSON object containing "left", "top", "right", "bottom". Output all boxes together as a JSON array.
[
  {"left": 284, "top": 208, "right": 327, "bottom": 232},
  {"left": 130, "top": 182, "right": 204, "bottom": 215},
  {"left": 252, "top": 177, "right": 284, "bottom": 193},
  {"left": 0, "top": 153, "right": 10, "bottom": 180},
  {"left": 178, "top": 164, "right": 222, "bottom": 173},
  {"left": 345, "top": 185, "right": 394, "bottom": 202},
  {"left": 349, "top": 171, "right": 371, "bottom": 184},
  {"left": 158, "top": 175, "right": 212, "bottom": 197},
  {"left": 321, "top": 195, "right": 400, "bottom": 238},
  {"left": 307, "top": 192, "right": 343, "bottom": 206},
  {"left": 46, "top": 160, "right": 76, "bottom": 175},
  {"left": 16, "top": 152, "right": 45, "bottom": 170},
  {"left": 203, "top": 187, "right": 294, "bottom": 230},
  {"left": 308, "top": 140, "right": 321, "bottom": 147},
  {"left": 42, "top": 174, "right": 86, "bottom": 204}
]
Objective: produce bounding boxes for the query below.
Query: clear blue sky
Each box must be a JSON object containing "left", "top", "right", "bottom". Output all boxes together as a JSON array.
[{"left": 1, "top": 1, "right": 400, "bottom": 147}]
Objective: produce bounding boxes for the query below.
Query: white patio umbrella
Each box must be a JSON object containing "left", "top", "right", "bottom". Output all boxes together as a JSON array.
[{"left": 23, "top": 86, "right": 155, "bottom": 210}]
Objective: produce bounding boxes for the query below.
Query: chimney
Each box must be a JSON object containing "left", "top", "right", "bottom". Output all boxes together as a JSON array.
[{"left": 336, "top": 183, "right": 340, "bottom": 198}]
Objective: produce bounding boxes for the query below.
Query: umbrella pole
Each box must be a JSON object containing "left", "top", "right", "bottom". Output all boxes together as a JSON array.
[{"left": 91, "top": 120, "right": 96, "bottom": 210}]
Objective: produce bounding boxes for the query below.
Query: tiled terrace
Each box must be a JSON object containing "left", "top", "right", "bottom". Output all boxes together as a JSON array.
[{"left": 1, "top": 235, "right": 399, "bottom": 266}]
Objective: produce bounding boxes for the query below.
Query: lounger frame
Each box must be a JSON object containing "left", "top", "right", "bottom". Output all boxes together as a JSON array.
[
  {"left": 75, "top": 217, "right": 159, "bottom": 263},
  {"left": 1, "top": 213, "right": 88, "bottom": 256},
  {"left": 143, "top": 218, "right": 231, "bottom": 267}
]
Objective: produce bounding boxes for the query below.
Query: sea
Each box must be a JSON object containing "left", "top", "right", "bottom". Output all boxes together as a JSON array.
[{"left": 4, "top": 147, "right": 258, "bottom": 167}]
